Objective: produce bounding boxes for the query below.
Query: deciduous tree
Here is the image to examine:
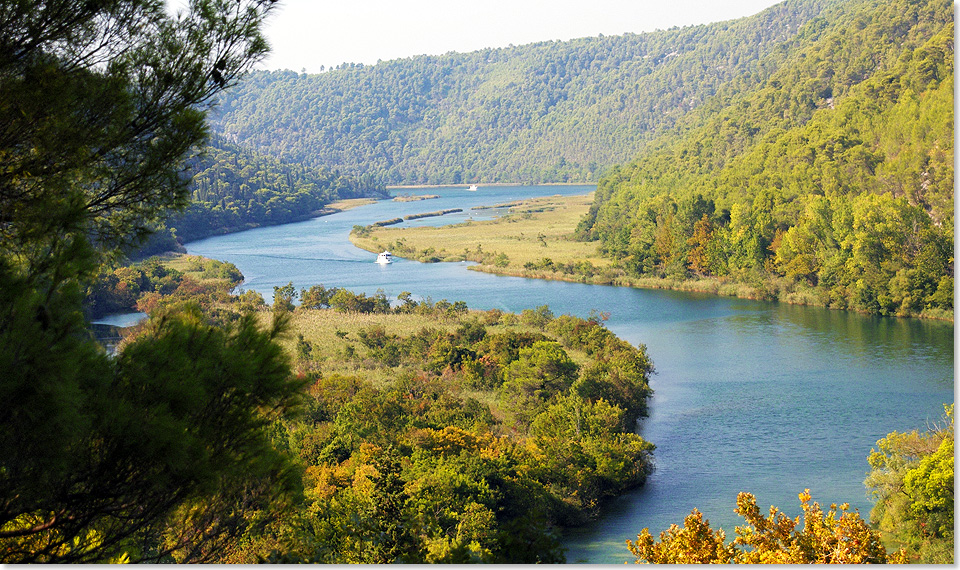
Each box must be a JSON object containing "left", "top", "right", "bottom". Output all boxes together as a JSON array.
[
  {"left": 865, "top": 404, "right": 954, "bottom": 563},
  {"left": 627, "top": 491, "right": 907, "bottom": 564}
]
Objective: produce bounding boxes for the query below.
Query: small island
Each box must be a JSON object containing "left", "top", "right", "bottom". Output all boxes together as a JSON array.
[
  {"left": 404, "top": 208, "right": 462, "bottom": 220},
  {"left": 392, "top": 193, "right": 440, "bottom": 202}
]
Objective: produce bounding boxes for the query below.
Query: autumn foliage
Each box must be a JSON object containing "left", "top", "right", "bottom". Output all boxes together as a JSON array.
[{"left": 627, "top": 490, "right": 907, "bottom": 564}]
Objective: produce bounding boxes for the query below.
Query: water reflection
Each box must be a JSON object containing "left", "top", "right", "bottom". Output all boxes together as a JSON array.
[{"left": 773, "top": 302, "right": 953, "bottom": 367}]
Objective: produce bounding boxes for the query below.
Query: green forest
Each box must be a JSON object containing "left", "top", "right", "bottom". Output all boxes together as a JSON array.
[
  {"left": 577, "top": 0, "right": 953, "bottom": 319},
  {"left": 173, "top": 137, "right": 386, "bottom": 241}
]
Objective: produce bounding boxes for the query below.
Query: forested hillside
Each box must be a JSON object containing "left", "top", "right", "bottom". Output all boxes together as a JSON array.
[
  {"left": 209, "top": 0, "right": 833, "bottom": 184},
  {"left": 577, "top": 0, "right": 954, "bottom": 318},
  {"left": 172, "top": 138, "right": 386, "bottom": 242},
  {"left": 134, "top": 138, "right": 387, "bottom": 257}
]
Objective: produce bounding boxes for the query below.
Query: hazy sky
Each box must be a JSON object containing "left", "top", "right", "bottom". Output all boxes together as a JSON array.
[{"left": 258, "top": 0, "right": 786, "bottom": 73}]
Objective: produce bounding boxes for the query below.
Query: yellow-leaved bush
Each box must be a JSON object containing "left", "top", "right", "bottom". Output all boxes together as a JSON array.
[{"left": 627, "top": 490, "right": 907, "bottom": 564}]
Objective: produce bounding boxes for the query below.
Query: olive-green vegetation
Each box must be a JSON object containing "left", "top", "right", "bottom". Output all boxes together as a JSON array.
[
  {"left": 210, "top": 0, "right": 835, "bottom": 185},
  {"left": 82, "top": 268, "right": 656, "bottom": 563},
  {"left": 864, "top": 404, "right": 954, "bottom": 563},
  {"left": 84, "top": 255, "right": 244, "bottom": 319},
  {"left": 351, "top": 193, "right": 615, "bottom": 283},
  {"left": 252, "top": 288, "right": 656, "bottom": 563},
  {"left": 404, "top": 208, "right": 462, "bottom": 221},
  {"left": 577, "top": 0, "right": 953, "bottom": 319},
  {"left": 393, "top": 193, "right": 440, "bottom": 202},
  {"left": 0, "top": 1, "right": 308, "bottom": 563}
]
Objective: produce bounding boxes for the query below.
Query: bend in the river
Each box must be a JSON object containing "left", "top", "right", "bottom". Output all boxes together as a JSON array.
[{"left": 185, "top": 185, "right": 954, "bottom": 564}]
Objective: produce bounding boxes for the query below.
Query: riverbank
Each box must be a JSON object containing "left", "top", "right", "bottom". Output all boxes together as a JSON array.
[
  {"left": 385, "top": 182, "right": 594, "bottom": 190},
  {"left": 149, "top": 197, "right": 384, "bottom": 255},
  {"left": 320, "top": 197, "right": 380, "bottom": 213},
  {"left": 350, "top": 194, "right": 953, "bottom": 322}
]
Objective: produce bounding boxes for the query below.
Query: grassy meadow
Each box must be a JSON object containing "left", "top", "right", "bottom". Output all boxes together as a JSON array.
[
  {"left": 271, "top": 308, "right": 454, "bottom": 382},
  {"left": 160, "top": 253, "right": 234, "bottom": 280},
  {"left": 350, "top": 193, "right": 621, "bottom": 284}
]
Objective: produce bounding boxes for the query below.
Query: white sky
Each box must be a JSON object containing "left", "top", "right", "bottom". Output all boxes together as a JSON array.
[{"left": 258, "top": 0, "right": 786, "bottom": 73}]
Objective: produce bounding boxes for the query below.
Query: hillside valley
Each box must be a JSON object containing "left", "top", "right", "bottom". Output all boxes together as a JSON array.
[
  {"left": 3, "top": 0, "right": 953, "bottom": 564},
  {"left": 207, "top": 0, "right": 834, "bottom": 184},
  {"left": 194, "top": 0, "right": 953, "bottom": 319}
]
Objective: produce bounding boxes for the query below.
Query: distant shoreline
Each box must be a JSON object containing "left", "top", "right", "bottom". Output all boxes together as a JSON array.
[
  {"left": 385, "top": 182, "right": 596, "bottom": 190},
  {"left": 350, "top": 193, "right": 953, "bottom": 323}
]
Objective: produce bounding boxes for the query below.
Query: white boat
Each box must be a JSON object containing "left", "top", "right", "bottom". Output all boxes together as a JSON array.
[
  {"left": 376, "top": 251, "right": 393, "bottom": 264},
  {"left": 467, "top": 184, "right": 478, "bottom": 191}
]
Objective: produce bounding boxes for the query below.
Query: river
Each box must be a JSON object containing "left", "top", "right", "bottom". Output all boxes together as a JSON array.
[{"left": 185, "top": 184, "right": 954, "bottom": 564}]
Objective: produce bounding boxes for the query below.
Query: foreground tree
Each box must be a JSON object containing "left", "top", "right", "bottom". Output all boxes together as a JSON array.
[
  {"left": 627, "top": 491, "right": 907, "bottom": 564},
  {"left": 0, "top": 0, "right": 276, "bottom": 260},
  {"left": 0, "top": 0, "right": 308, "bottom": 563},
  {"left": 865, "top": 404, "right": 954, "bottom": 563}
]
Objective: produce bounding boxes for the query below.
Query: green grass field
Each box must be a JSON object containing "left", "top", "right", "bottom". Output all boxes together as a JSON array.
[
  {"left": 273, "top": 308, "right": 454, "bottom": 383},
  {"left": 350, "top": 193, "right": 618, "bottom": 283},
  {"left": 157, "top": 253, "right": 237, "bottom": 283}
]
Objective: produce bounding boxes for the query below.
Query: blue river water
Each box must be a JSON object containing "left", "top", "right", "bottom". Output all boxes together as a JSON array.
[{"left": 185, "top": 184, "right": 954, "bottom": 563}]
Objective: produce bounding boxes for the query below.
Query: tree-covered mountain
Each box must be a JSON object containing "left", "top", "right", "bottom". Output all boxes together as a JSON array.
[
  {"left": 208, "top": 0, "right": 835, "bottom": 185},
  {"left": 577, "top": 0, "right": 953, "bottom": 318}
]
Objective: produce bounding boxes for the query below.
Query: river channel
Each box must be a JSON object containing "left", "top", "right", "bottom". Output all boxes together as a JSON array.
[{"left": 185, "top": 184, "right": 954, "bottom": 564}]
